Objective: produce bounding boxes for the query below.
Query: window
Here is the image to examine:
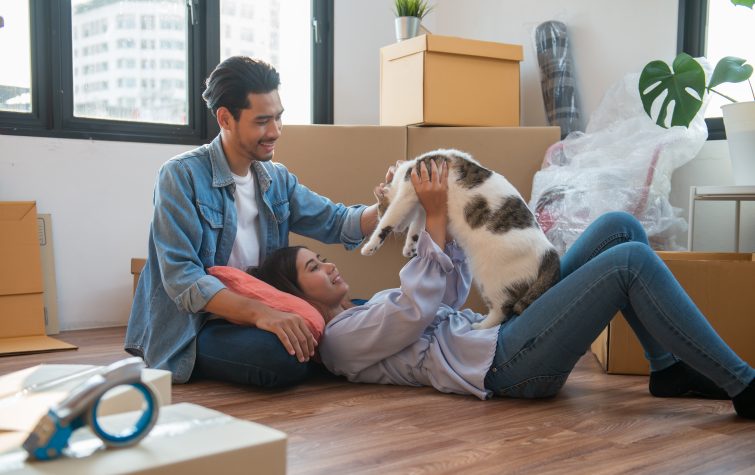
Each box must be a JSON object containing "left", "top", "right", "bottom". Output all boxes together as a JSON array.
[
  {"left": 220, "top": 0, "right": 312, "bottom": 124},
  {"left": 0, "top": 0, "right": 33, "bottom": 114},
  {"left": 679, "top": 0, "right": 755, "bottom": 139},
  {"left": 0, "top": 0, "right": 334, "bottom": 144}
]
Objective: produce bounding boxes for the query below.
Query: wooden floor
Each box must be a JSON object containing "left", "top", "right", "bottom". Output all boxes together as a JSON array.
[{"left": 3, "top": 327, "right": 754, "bottom": 474}]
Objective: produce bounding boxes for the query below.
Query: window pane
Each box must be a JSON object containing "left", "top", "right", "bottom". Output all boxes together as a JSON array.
[
  {"left": 0, "top": 0, "right": 32, "bottom": 113},
  {"left": 705, "top": 2, "right": 755, "bottom": 118},
  {"left": 220, "top": 0, "right": 312, "bottom": 124},
  {"left": 71, "top": 0, "right": 188, "bottom": 124}
]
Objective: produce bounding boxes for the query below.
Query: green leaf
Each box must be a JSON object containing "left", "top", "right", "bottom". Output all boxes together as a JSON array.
[
  {"left": 708, "top": 56, "right": 754, "bottom": 89},
  {"left": 730, "top": 0, "right": 754, "bottom": 8},
  {"left": 639, "top": 53, "right": 706, "bottom": 128},
  {"left": 394, "top": 0, "right": 433, "bottom": 18}
]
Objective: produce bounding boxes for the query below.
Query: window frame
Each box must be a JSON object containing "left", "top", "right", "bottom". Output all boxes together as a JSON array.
[
  {"left": 0, "top": 0, "right": 333, "bottom": 145},
  {"left": 678, "top": 0, "right": 727, "bottom": 140}
]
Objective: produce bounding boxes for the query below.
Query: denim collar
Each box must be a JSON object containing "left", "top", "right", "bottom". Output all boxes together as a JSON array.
[{"left": 208, "top": 133, "right": 272, "bottom": 193}]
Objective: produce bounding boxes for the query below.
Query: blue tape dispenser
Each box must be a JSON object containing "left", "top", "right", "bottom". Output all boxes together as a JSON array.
[{"left": 22, "top": 357, "right": 159, "bottom": 461}]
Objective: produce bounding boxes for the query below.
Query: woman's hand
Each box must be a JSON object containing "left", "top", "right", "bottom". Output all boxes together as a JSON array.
[{"left": 411, "top": 159, "right": 449, "bottom": 248}]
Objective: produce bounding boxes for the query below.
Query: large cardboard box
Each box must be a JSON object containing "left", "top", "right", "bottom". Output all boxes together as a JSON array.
[
  {"left": 592, "top": 252, "right": 755, "bottom": 375},
  {"left": 0, "top": 403, "right": 286, "bottom": 474},
  {"left": 380, "top": 34, "right": 523, "bottom": 127},
  {"left": 0, "top": 202, "right": 75, "bottom": 355}
]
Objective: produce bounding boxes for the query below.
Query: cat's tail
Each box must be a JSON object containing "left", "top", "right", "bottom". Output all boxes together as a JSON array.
[{"left": 513, "top": 248, "right": 560, "bottom": 315}]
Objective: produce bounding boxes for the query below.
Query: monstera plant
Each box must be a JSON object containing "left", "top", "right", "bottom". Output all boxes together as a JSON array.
[{"left": 638, "top": 0, "right": 754, "bottom": 128}]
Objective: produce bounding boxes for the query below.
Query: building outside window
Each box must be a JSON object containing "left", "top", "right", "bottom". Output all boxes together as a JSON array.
[{"left": 0, "top": 0, "right": 331, "bottom": 142}]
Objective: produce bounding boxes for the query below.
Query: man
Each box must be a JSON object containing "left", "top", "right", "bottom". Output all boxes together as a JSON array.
[{"left": 125, "top": 56, "right": 381, "bottom": 386}]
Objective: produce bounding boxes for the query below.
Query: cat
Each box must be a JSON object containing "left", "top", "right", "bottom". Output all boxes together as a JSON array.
[{"left": 361, "top": 148, "right": 560, "bottom": 329}]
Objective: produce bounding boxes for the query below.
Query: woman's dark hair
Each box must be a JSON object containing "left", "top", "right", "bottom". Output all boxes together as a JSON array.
[
  {"left": 248, "top": 246, "right": 307, "bottom": 299},
  {"left": 202, "top": 56, "right": 281, "bottom": 120}
]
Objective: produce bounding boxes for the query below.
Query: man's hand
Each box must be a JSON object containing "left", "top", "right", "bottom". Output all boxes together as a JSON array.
[
  {"left": 411, "top": 159, "right": 449, "bottom": 248},
  {"left": 205, "top": 289, "right": 316, "bottom": 362},
  {"left": 250, "top": 308, "right": 317, "bottom": 363}
]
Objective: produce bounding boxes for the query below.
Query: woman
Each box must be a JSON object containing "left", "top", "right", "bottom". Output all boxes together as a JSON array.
[{"left": 253, "top": 160, "right": 754, "bottom": 419}]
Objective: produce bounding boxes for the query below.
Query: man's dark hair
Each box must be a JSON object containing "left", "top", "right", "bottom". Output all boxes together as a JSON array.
[
  {"left": 248, "top": 246, "right": 307, "bottom": 300},
  {"left": 202, "top": 56, "right": 280, "bottom": 120}
]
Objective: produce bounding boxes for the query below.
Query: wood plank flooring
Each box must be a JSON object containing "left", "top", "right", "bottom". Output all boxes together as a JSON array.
[{"left": 2, "top": 327, "right": 754, "bottom": 474}]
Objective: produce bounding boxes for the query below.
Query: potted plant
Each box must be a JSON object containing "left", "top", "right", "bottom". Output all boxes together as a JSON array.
[
  {"left": 638, "top": 0, "right": 755, "bottom": 185},
  {"left": 638, "top": 53, "right": 753, "bottom": 129},
  {"left": 393, "top": 0, "right": 433, "bottom": 42}
]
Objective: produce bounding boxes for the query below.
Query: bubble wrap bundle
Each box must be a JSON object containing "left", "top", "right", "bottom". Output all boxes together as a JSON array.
[{"left": 529, "top": 70, "right": 709, "bottom": 254}]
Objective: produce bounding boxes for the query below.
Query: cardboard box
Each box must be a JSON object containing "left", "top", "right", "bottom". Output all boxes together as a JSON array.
[
  {"left": 37, "top": 214, "right": 60, "bottom": 335},
  {"left": 380, "top": 34, "right": 523, "bottom": 127},
  {"left": 131, "top": 258, "right": 146, "bottom": 295},
  {"left": 0, "top": 202, "right": 76, "bottom": 355},
  {"left": 592, "top": 252, "right": 755, "bottom": 375},
  {"left": 0, "top": 364, "right": 172, "bottom": 455},
  {"left": 0, "top": 403, "right": 286, "bottom": 475}
]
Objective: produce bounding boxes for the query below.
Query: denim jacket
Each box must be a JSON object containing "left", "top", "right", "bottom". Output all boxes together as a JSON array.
[{"left": 125, "top": 134, "right": 366, "bottom": 383}]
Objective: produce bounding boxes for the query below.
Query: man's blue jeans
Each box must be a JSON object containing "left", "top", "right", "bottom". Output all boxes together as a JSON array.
[
  {"left": 485, "top": 211, "right": 755, "bottom": 398},
  {"left": 193, "top": 319, "right": 310, "bottom": 388}
]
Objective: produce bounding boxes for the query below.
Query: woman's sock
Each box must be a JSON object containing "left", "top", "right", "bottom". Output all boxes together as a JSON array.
[
  {"left": 732, "top": 378, "right": 755, "bottom": 420},
  {"left": 649, "top": 361, "right": 728, "bottom": 399}
]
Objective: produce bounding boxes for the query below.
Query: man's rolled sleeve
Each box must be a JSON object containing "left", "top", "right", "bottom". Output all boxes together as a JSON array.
[
  {"left": 174, "top": 274, "right": 226, "bottom": 314},
  {"left": 340, "top": 204, "right": 369, "bottom": 250}
]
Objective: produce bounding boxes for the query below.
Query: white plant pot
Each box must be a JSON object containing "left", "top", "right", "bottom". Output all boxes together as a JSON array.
[
  {"left": 722, "top": 101, "right": 755, "bottom": 186},
  {"left": 394, "top": 16, "right": 420, "bottom": 42}
]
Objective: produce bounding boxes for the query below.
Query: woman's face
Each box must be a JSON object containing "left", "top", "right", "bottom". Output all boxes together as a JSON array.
[{"left": 295, "top": 248, "right": 349, "bottom": 307}]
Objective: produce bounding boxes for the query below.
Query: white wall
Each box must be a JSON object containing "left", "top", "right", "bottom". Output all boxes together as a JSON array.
[
  {"left": 0, "top": 136, "right": 192, "bottom": 329},
  {"left": 0, "top": 0, "right": 749, "bottom": 331},
  {"left": 334, "top": 0, "right": 678, "bottom": 127}
]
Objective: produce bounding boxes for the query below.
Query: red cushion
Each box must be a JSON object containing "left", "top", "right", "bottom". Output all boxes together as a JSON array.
[{"left": 207, "top": 266, "right": 325, "bottom": 342}]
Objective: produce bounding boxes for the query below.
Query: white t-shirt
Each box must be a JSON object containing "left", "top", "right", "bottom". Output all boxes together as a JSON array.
[{"left": 227, "top": 170, "right": 260, "bottom": 270}]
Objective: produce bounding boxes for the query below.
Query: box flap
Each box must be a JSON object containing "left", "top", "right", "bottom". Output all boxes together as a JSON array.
[
  {"left": 0, "top": 335, "right": 77, "bottom": 356},
  {"left": 381, "top": 34, "right": 523, "bottom": 62},
  {"left": 426, "top": 35, "right": 523, "bottom": 61},
  {"left": 0, "top": 202, "right": 35, "bottom": 223}
]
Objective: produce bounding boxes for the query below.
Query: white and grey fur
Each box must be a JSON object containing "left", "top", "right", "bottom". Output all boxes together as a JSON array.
[{"left": 361, "top": 149, "right": 560, "bottom": 329}]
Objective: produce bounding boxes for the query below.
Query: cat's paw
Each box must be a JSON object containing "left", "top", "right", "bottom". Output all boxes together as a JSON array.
[
  {"left": 472, "top": 320, "right": 494, "bottom": 330},
  {"left": 513, "top": 301, "right": 527, "bottom": 315},
  {"left": 402, "top": 245, "right": 417, "bottom": 258},
  {"left": 361, "top": 244, "right": 378, "bottom": 256}
]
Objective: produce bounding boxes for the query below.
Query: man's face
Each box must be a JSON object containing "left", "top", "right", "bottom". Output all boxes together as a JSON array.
[{"left": 222, "top": 90, "right": 283, "bottom": 162}]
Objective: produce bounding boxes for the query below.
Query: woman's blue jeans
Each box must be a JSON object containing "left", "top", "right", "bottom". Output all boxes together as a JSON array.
[{"left": 484, "top": 211, "right": 755, "bottom": 399}]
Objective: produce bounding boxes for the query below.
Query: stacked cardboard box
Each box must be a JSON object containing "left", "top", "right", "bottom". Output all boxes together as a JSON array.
[{"left": 380, "top": 34, "right": 523, "bottom": 127}]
